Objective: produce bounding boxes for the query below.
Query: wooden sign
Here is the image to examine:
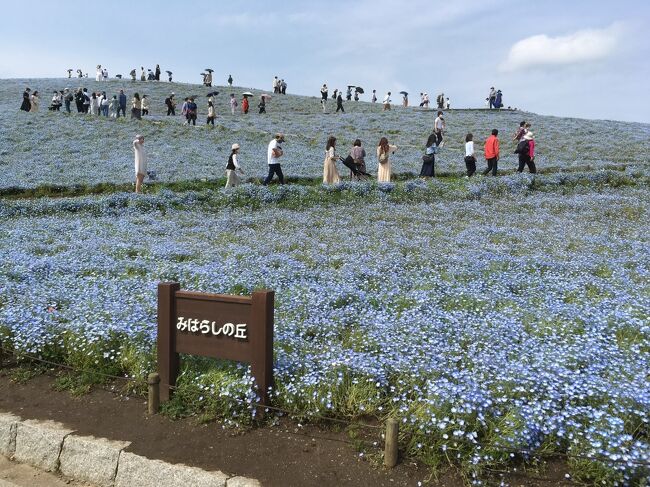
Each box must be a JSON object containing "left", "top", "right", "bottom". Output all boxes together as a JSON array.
[{"left": 157, "top": 282, "right": 274, "bottom": 405}]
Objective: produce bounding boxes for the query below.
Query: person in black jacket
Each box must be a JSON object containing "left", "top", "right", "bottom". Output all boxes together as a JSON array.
[
  {"left": 155, "top": 64, "right": 161, "bottom": 81},
  {"left": 20, "top": 88, "right": 31, "bottom": 111},
  {"left": 165, "top": 94, "right": 175, "bottom": 116},
  {"left": 336, "top": 92, "right": 344, "bottom": 113}
]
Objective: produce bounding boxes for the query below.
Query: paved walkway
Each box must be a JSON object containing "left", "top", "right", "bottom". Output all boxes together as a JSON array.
[{"left": 0, "top": 456, "right": 94, "bottom": 487}]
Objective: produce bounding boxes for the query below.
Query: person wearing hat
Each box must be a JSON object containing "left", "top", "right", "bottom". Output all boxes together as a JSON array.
[
  {"left": 263, "top": 133, "right": 285, "bottom": 185},
  {"left": 517, "top": 131, "right": 536, "bottom": 174},
  {"left": 488, "top": 87, "right": 497, "bottom": 109},
  {"left": 133, "top": 135, "right": 147, "bottom": 193},
  {"left": 225, "top": 143, "right": 244, "bottom": 188}
]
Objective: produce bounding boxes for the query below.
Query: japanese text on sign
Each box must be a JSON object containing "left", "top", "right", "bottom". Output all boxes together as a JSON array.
[{"left": 176, "top": 317, "right": 247, "bottom": 339}]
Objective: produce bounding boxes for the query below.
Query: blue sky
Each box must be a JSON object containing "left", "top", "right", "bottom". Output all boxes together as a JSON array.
[{"left": 1, "top": 0, "right": 649, "bottom": 122}]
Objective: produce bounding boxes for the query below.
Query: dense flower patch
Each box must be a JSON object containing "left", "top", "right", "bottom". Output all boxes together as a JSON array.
[
  {"left": 0, "top": 180, "right": 648, "bottom": 484},
  {"left": 1, "top": 78, "right": 648, "bottom": 189}
]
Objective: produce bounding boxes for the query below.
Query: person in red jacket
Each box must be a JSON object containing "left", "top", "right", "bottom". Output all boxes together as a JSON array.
[
  {"left": 482, "top": 129, "right": 500, "bottom": 176},
  {"left": 242, "top": 96, "right": 249, "bottom": 114}
]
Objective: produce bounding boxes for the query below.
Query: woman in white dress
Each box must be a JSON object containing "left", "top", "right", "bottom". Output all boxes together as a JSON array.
[
  {"left": 377, "top": 137, "right": 397, "bottom": 182},
  {"left": 133, "top": 135, "right": 147, "bottom": 193},
  {"left": 322, "top": 136, "right": 341, "bottom": 184}
]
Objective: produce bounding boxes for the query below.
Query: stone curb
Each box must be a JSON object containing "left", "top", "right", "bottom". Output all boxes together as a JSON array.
[{"left": 0, "top": 413, "right": 262, "bottom": 486}]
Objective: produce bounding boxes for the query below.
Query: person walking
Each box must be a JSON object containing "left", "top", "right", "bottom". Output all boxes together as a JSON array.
[
  {"left": 20, "top": 88, "right": 31, "bottom": 111},
  {"left": 100, "top": 91, "right": 109, "bottom": 116},
  {"left": 419, "top": 133, "right": 436, "bottom": 177},
  {"left": 155, "top": 64, "right": 161, "bottom": 81},
  {"left": 323, "top": 136, "right": 341, "bottom": 184},
  {"left": 131, "top": 93, "right": 142, "bottom": 119},
  {"left": 516, "top": 131, "right": 537, "bottom": 174},
  {"left": 464, "top": 133, "right": 477, "bottom": 177},
  {"left": 320, "top": 84, "right": 328, "bottom": 112},
  {"left": 229, "top": 94, "right": 237, "bottom": 115},
  {"left": 513, "top": 121, "right": 527, "bottom": 142},
  {"left": 434, "top": 111, "right": 445, "bottom": 146},
  {"left": 495, "top": 90, "right": 503, "bottom": 109},
  {"left": 482, "top": 129, "right": 500, "bottom": 176},
  {"left": 165, "top": 94, "right": 176, "bottom": 116},
  {"left": 141, "top": 95, "right": 150, "bottom": 116},
  {"left": 118, "top": 90, "right": 127, "bottom": 118},
  {"left": 377, "top": 137, "right": 397, "bottom": 182},
  {"left": 96, "top": 65, "right": 102, "bottom": 82},
  {"left": 422, "top": 92, "right": 430, "bottom": 108},
  {"left": 186, "top": 97, "right": 197, "bottom": 125},
  {"left": 181, "top": 97, "right": 189, "bottom": 122},
  {"left": 336, "top": 92, "right": 344, "bottom": 113},
  {"left": 90, "top": 92, "right": 100, "bottom": 115},
  {"left": 29, "top": 91, "right": 40, "bottom": 112},
  {"left": 225, "top": 143, "right": 244, "bottom": 187},
  {"left": 242, "top": 95, "right": 249, "bottom": 114},
  {"left": 140, "top": 67, "right": 146, "bottom": 81},
  {"left": 133, "top": 135, "right": 147, "bottom": 193},
  {"left": 74, "top": 88, "right": 84, "bottom": 113},
  {"left": 371, "top": 89, "right": 377, "bottom": 103},
  {"left": 350, "top": 139, "right": 367, "bottom": 180},
  {"left": 488, "top": 87, "right": 497, "bottom": 109},
  {"left": 81, "top": 89, "right": 90, "bottom": 113},
  {"left": 281, "top": 79, "right": 287, "bottom": 94},
  {"left": 64, "top": 89, "right": 73, "bottom": 113},
  {"left": 228, "top": 74, "right": 233, "bottom": 87},
  {"left": 258, "top": 96, "right": 266, "bottom": 114},
  {"left": 263, "top": 133, "right": 285, "bottom": 185},
  {"left": 109, "top": 95, "right": 119, "bottom": 118},
  {"left": 206, "top": 101, "right": 215, "bottom": 125},
  {"left": 383, "top": 92, "right": 391, "bottom": 110},
  {"left": 346, "top": 86, "right": 352, "bottom": 101},
  {"left": 402, "top": 93, "right": 408, "bottom": 107},
  {"left": 272, "top": 76, "right": 279, "bottom": 94}
]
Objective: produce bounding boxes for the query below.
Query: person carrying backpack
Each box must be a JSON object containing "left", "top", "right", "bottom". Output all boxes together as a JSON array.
[{"left": 515, "top": 131, "right": 536, "bottom": 173}]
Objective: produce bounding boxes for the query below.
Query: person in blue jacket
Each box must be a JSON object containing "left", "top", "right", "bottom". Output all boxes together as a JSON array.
[{"left": 118, "top": 90, "right": 127, "bottom": 118}]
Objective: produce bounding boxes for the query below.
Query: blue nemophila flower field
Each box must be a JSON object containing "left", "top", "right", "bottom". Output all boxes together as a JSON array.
[
  {"left": 0, "top": 177, "right": 648, "bottom": 484},
  {"left": 1, "top": 78, "right": 649, "bottom": 189}
]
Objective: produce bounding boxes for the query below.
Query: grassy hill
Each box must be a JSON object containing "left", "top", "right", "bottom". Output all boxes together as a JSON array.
[
  {"left": 1, "top": 78, "right": 648, "bottom": 190},
  {"left": 0, "top": 78, "right": 649, "bottom": 485}
]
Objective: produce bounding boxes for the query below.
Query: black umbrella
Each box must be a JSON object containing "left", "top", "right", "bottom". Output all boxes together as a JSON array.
[
  {"left": 355, "top": 87, "right": 364, "bottom": 94},
  {"left": 200, "top": 73, "right": 206, "bottom": 76},
  {"left": 166, "top": 70, "right": 172, "bottom": 75},
  {"left": 347, "top": 85, "right": 355, "bottom": 89},
  {"left": 400, "top": 91, "right": 408, "bottom": 96},
  {"left": 115, "top": 74, "right": 123, "bottom": 79},
  {"left": 207, "top": 91, "right": 219, "bottom": 97},
  {"left": 205, "top": 68, "right": 214, "bottom": 73}
]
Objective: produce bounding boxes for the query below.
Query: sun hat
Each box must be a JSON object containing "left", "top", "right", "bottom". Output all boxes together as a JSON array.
[{"left": 231, "top": 143, "right": 240, "bottom": 150}]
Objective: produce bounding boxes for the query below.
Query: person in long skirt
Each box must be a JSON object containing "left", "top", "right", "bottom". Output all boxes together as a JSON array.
[
  {"left": 29, "top": 91, "right": 40, "bottom": 112},
  {"left": 131, "top": 93, "right": 142, "bottom": 119},
  {"left": 225, "top": 143, "right": 244, "bottom": 187},
  {"left": 133, "top": 135, "right": 147, "bottom": 193},
  {"left": 420, "top": 133, "right": 436, "bottom": 177},
  {"left": 323, "top": 136, "right": 341, "bottom": 184},
  {"left": 377, "top": 137, "right": 397, "bottom": 182},
  {"left": 20, "top": 88, "right": 31, "bottom": 111}
]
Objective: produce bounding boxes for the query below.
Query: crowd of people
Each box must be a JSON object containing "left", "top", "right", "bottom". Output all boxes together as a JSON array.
[{"left": 131, "top": 115, "right": 537, "bottom": 194}]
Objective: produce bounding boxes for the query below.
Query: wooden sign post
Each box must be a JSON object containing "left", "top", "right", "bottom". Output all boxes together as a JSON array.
[{"left": 157, "top": 282, "right": 274, "bottom": 406}]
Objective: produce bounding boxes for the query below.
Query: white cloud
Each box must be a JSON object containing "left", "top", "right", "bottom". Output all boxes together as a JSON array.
[{"left": 500, "top": 23, "right": 622, "bottom": 72}]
